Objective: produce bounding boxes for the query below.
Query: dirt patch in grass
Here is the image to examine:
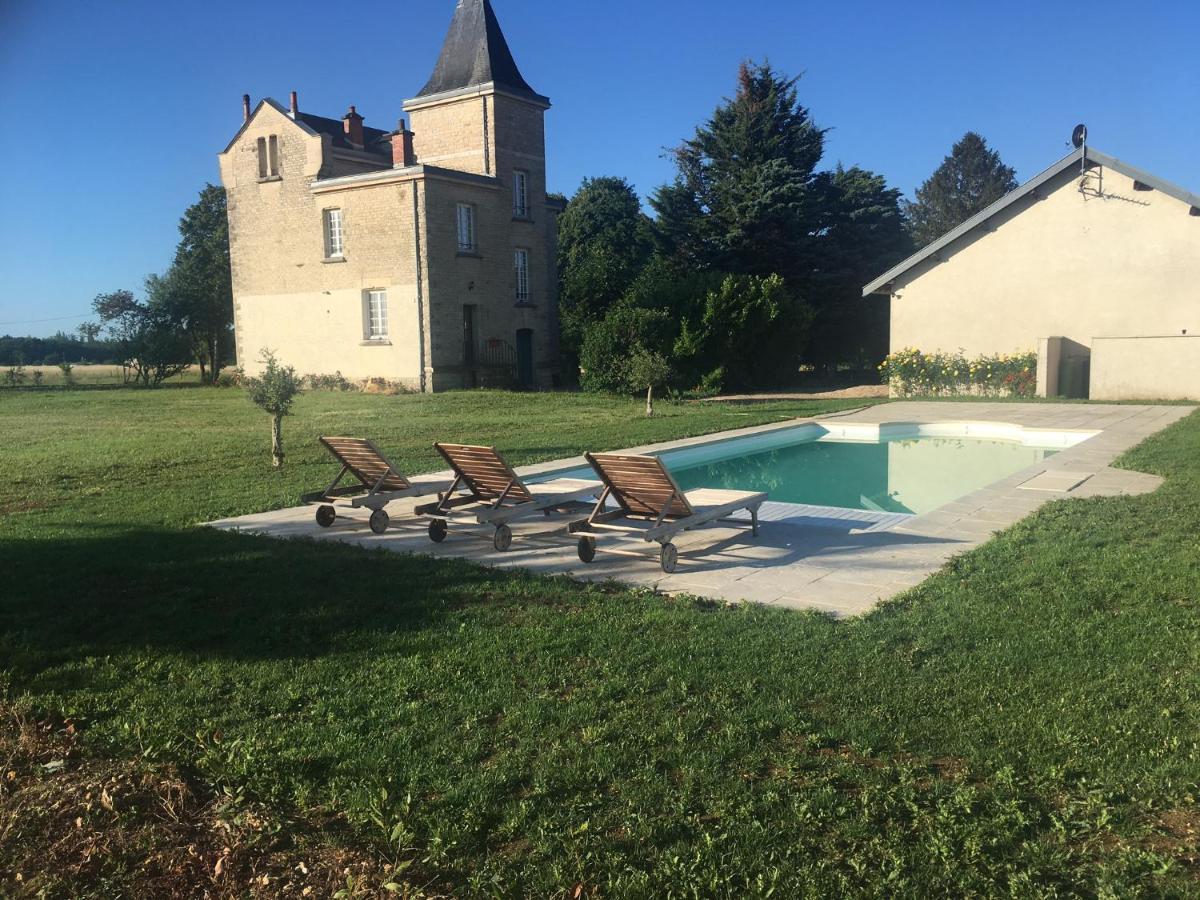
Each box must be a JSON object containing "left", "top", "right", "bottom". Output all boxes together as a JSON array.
[
  {"left": 0, "top": 705, "right": 444, "bottom": 899},
  {"left": 1147, "top": 808, "right": 1200, "bottom": 872},
  {"left": 0, "top": 499, "right": 47, "bottom": 517}
]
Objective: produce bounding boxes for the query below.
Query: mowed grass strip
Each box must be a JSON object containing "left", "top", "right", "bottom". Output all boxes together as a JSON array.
[{"left": 1, "top": 389, "right": 1198, "bottom": 897}]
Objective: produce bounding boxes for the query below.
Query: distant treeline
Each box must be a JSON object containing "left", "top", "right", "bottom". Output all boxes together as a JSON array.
[{"left": 0, "top": 334, "right": 122, "bottom": 366}]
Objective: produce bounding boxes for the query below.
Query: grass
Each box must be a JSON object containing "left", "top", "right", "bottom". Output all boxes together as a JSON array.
[{"left": 2, "top": 388, "right": 1199, "bottom": 896}]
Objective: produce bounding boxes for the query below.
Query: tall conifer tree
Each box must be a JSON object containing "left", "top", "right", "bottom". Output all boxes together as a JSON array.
[{"left": 905, "top": 132, "right": 1018, "bottom": 247}]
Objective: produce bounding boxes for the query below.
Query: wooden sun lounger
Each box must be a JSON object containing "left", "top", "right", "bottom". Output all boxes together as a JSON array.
[
  {"left": 302, "top": 437, "right": 435, "bottom": 535},
  {"left": 568, "top": 452, "right": 767, "bottom": 573},
  {"left": 414, "top": 443, "right": 601, "bottom": 551}
]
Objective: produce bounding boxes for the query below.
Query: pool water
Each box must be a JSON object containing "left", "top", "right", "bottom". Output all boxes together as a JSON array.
[{"left": 667, "top": 436, "right": 1057, "bottom": 516}]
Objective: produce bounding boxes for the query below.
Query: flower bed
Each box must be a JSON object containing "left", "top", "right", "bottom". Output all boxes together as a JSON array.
[{"left": 880, "top": 348, "right": 1037, "bottom": 398}]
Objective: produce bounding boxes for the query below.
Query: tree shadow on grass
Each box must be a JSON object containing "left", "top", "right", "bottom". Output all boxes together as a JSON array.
[{"left": 0, "top": 525, "right": 559, "bottom": 671}]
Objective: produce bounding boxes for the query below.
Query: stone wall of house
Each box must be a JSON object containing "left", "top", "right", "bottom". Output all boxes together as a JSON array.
[
  {"left": 219, "top": 103, "right": 424, "bottom": 386},
  {"left": 407, "top": 94, "right": 491, "bottom": 176},
  {"left": 220, "top": 90, "right": 560, "bottom": 391}
]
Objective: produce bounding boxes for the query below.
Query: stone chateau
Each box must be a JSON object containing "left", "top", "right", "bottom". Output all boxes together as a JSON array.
[{"left": 218, "top": 0, "right": 560, "bottom": 391}]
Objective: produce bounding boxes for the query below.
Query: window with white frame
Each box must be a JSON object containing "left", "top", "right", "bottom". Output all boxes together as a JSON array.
[
  {"left": 456, "top": 203, "right": 476, "bottom": 252},
  {"left": 364, "top": 289, "right": 389, "bottom": 340},
  {"left": 514, "top": 248, "right": 530, "bottom": 302},
  {"left": 257, "top": 136, "right": 280, "bottom": 179},
  {"left": 323, "top": 208, "right": 344, "bottom": 259},
  {"left": 513, "top": 169, "right": 529, "bottom": 218}
]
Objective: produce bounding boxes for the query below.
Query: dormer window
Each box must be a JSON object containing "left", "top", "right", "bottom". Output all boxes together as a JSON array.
[
  {"left": 513, "top": 170, "right": 529, "bottom": 218},
  {"left": 257, "top": 135, "right": 280, "bottom": 180}
]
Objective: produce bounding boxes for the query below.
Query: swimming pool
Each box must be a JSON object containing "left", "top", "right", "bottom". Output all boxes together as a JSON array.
[{"left": 552, "top": 421, "right": 1097, "bottom": 517}]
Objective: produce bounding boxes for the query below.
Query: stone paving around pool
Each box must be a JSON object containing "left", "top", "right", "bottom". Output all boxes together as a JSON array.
[{"left": 207, "top": 402, "right": 1193, "bottom": 618}]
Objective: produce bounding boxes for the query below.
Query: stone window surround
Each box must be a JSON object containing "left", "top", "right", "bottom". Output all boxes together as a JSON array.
[
  {"left": 323, "top": 207, "right": 345, "bottom": 261},
  {"left": 363, "top": 288, "right": 389, "bottom": 342}
]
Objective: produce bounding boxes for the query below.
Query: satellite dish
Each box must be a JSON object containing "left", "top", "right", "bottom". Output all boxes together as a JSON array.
[{"left": 1072, "top": 124, "right": 1088, "bottom": 149}]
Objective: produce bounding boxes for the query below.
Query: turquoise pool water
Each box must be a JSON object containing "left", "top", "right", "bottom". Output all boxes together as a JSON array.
[
  {"left": 667, "top": 436, "right": 1057, "bottom": 516},
  {"left": 546, "top": 424, "right": 1075, "bottom": 517}
]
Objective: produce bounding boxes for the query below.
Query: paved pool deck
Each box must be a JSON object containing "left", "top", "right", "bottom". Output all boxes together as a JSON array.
[{"left": 208, "top": 401, "right": 1193, "bottom": 618}]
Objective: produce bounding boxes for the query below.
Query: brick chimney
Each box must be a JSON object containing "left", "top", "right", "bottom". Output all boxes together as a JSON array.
[
  {"left": 289, "top": 91, "right": 298, "bottom": 118},
  {"left": 242, "top": 94, "right": 251, "bottom": 122},
  {"left": 342, "top": 105, "right": 365, "bottom": 149},
  {"left": 392, "top": 118, "right": 416, "bottom": 168}
]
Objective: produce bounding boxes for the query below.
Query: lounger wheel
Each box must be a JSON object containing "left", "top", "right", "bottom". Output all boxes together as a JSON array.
[
  {"left": 493, "top": 524, "right": 513, "bottom": 552},
  {"left": 577, "top": 537, "right": 597, "bottom": 564},
  {"left": 315, "top": 505, "right": 337, "bottom": 528},
  {"left": 660, "top": 543, "right": 679, "bottom": 574},
  {"left": 429, "top": 519, "right": 448, "bottom": 543},
  {"left": 369, "top": 509, "right": 390, "bottom": 535}
]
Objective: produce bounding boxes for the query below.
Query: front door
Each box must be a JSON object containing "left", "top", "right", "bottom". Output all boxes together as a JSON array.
[{"left": 515, "top": 329, "right": 534, "bottom": 390}]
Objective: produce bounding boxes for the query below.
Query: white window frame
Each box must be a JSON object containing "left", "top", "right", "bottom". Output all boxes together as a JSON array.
[
  {"left": 456, "top": 203, "right": 476, "bottom": 253},
  {"left": 514, "top": 248, "right": 530, "bottom": 303},
  {"left": 324, "top": 208, "right": 345, "bottom": 259},
  {"left": 513, "top": 169, "right": 529, "bottom": 218},
  {"left": 364, "top": 289, "right": 389, "bottom": 341}
]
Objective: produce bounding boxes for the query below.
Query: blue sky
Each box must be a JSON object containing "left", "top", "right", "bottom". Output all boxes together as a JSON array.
[{"left": 1, "top": 0, "right": 1196, "bottom": 336}]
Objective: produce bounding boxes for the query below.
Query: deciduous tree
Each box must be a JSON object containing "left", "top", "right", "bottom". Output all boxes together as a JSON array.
[
  {"left": 556, "top": 177, "right": 654, "bottom": 361},
  {"left": 92, "top": 289, "right": 191, "bottom": 387},
  {"left": 165, "top": 184, "right": 234, "bottom": 384}
]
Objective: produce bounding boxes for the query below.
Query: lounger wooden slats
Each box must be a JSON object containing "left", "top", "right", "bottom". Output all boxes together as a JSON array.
[
  {"left": 321, "top": 437, "right": 411, "bottom": 493},
  {"left": 433, "top": 443, "right": 533, "bottom": 503},
  {"left": 302, "top": 437, "right": 431, "bottom": 535},
  {"left": 569, "top": 452, "right": 766, "bottom": 573},
  {"left": 416, "top": 443, "right": 601, "bottom": 551}
]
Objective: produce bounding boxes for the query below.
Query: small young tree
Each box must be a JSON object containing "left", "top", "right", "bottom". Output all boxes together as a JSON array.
[
  {"left": 245, "top": 350, "right": 302, "bottom": 468},
  {"left": 57, "top": 360, "right": 75, "bottom": 385},
  {"left": 627, "top": 347, "right": 671, "bottom": 417}
]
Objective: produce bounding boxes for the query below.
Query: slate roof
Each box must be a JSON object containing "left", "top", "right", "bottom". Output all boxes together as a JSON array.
[
  {"left": 296, "top": 111, "right": 391, "bottom": 154},
  {"left": 220, "top": 99, "right": 393, "bottom": 157},
  {"left": 417, "top": 0, "right": 541, "bottom": 100},
  {"left": 863, "top": 147, "right": 1200, "bottom": 296}
]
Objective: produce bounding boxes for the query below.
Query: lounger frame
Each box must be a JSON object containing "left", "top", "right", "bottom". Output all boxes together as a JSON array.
[
  {"left": 414, "top": 443, "right": 599, "bottom": 550},
  {"left": 569, "top": 452, "right": 765, "bottom": 572},
  {"left": 302, "top": 437, "right": 433, "bottom": 533}
]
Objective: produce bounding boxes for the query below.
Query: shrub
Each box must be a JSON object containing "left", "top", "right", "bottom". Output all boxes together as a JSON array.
[
  {"left": 358, "top": 378, "right": 414, "bottom": 396},
  {"left": 880, "top": 348, "right": 1038, "bottom": 398},
  {"left": 216, "top": 367, "right": 245, "bottom": 388},
  {"left": 57, "top": 360, "right": 75, "bottom": 385},
  {"left": 303, "top": 372, "right": 354, "bottom": 392},
  {"left": 3, "top": 365, "right": 27, "bottom": 387},
  {"left": 31, "top": 370, "right": 44, "bottom": 387},
  {"left": 579, "top": 303, "right": 673, "bottom": 394},
  {"left": 673, "top": 273, "right": 813, "bottom": 393}
]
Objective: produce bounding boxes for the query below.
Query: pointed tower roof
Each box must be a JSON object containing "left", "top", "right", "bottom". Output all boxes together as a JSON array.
[{"left": 416, "top": 0, "right": 543, "bottom": 101}]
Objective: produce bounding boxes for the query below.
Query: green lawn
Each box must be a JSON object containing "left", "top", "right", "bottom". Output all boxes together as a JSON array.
[{"left": 2, "top": 388, "right": 1198, "bottom": 897}]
